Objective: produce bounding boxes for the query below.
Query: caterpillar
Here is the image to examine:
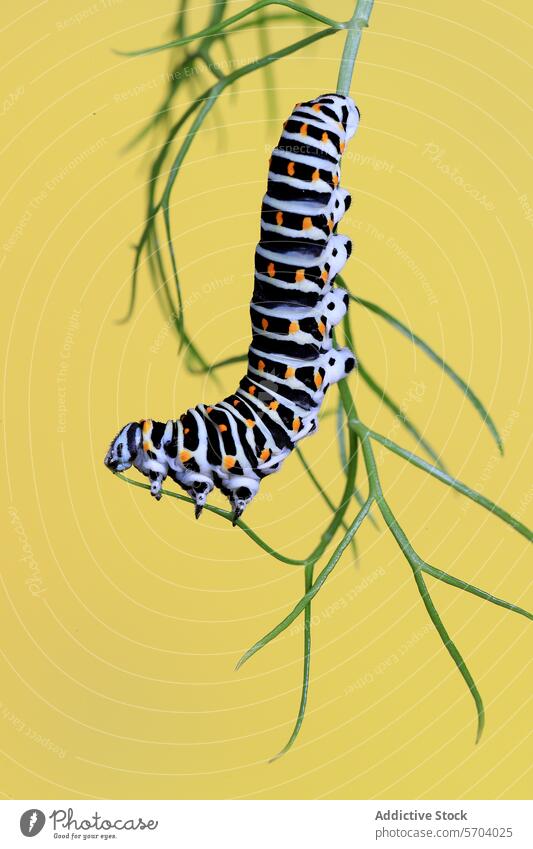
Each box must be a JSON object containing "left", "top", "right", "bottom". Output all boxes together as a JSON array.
[{"left": 105, "top": 93, "right": 359, "bottom": 523}]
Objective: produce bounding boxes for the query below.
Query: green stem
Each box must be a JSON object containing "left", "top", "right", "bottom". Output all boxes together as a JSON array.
[
  {"left": 115, "top": 473, "right": 307, "bottom": 566},
  {"left": 295, "top": 447, "right": 357, "bottom": 552},
  {"left": 236, "top": 498, "right": 372, "bottom": 669},
  {"left": 342, "top": 410, "right": 486, "bottom": 743},
  {"left": 337, "top": 276, "right": 446, "bottom": 473},
  {"left": 304, "top": 377, "right": 359, "bottom": 564},
  {"left": 336, "top": 0, "right": 374, "bottom": 96}
]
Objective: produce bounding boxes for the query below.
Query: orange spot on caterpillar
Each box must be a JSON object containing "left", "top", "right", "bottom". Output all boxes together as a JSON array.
[
  {"left": 322, "top": 132, "right": 329, "bottom": 143},
  {"left": 340, "top": 141, "right": 345, "bottom": 153},
  {"left": 218, "top": 424, "right": 227, "bottom": 433},
  {"left": 302, "top": 217, "right": 313, "bottom": 230},
  {"left": 287, "top": 162, "right": 295, "bottom": 176},
  {"left": 260, "top": 448, "right": 271, "bottom": 461},
  {"left": 312, "top": 169, "right": 320, "bottom": 182},
  {"left": 248, "top": 386, "right": 256, "bottom": 395},
  {"left": 267, "top": 262, "right": 276, "bottom": 277},
  {"left": 261, "top": 318, "right": 269, "bottom": 331},
  {"left": 258, "top": 360, "right": 265, "bottom": 371},
  {"left": 292, "top": 418, "right": 301, "bottom": 431},
  {"left": 314, "top": 372, "right": 323, "bottom": 388},
  {"left": 312, "top": 103, "right": 321, "bottom": 112},
  {"left": 142, "top": 420, "right": 151, "bottom": 434},
  {"left": 328, "top": 218, "right": 334, "bottom": 232},
  {"left": 321, "top": 270, "right": 328, "bottom": 282},
  {"left": 223, "top": 456, "right": 235, "bottom": 469},
  {"left": 318, "top": 321, "right": 326, "bottom": 335},
  {"left": 300, "top": 123, "right": 308, "bottom": 136},
  {"left": 206, "top": 406, "right": 213, "bottom": 414},
  {"left": 143, "top": 442, "right": 150, "bottom": 452},
  {"left": 332, "top": 174, "right": 339, "bottom": 187},
  {"left": 285, "top": 367, "right": 295, "bottom": 379},
  {"left": 180, "top": 450, "right": 191, "bottom": 462},
  {"left": 269, "top": 401, "right": 279, "bottom": 410},
  {"left": 184, "top": 428, "right": 190, "bottom": 434},
  {"left": 233, "top": 399, "right": 240, "bottom": 406},
  {"left": 246, "top": 419, "right": 255, "bottom": 428},
  {"left": 295, "top": 269, "right": 305, "bottom": 282},
  {"left": 288, "top": 321, "right": 299, "bottom": 334},
  {"left": 276, "top": 211, "right": 283, "bottom": 226}
]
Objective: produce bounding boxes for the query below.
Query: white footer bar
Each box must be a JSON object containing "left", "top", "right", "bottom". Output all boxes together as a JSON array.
[{"left": 0, "top": 799, "right": 531, "bottom": 847}]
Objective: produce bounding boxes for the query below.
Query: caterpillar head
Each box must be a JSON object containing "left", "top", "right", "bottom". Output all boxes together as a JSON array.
[
  {"left": 105, "top": 419, "right": 170, "bottom": 500},
  {"left": 104, "top": 422, "right": 142, "bottom": 473}
]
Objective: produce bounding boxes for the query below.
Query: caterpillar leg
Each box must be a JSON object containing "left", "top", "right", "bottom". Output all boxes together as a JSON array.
[
  {"left": 171, "top": 474, "right": 214, "bottom": 519},
  {"left": 145, "top": 466, "right": 168, "bottom": 500},
  {"left": 330, "top": 188, "right": 352, "bottom": 227},
  {"left": 323, "top": 347, "right": 357, "bottom": 387},
  {"left": 217, "top": 476, "right": 260, "bottom": 525},
  {"left": 323, "top": 235, "right": 352, "bottom": 281},
  {"left": 323, "top": 288, "right": 350, "bottom": 329}
]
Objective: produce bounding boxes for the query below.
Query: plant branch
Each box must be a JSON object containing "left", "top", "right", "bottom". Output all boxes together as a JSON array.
[
  {"left": 236, "top": 498, "right": 372, "bottom": 669},
  {"left": 115, "top": 473, "right": 307, "bottom": 566},
  {"left": 118, "top": 2, "right": 343, "bottom": 57},
  {"left": 351, "top": 293, "right": 504, "bottom": 455},
  {"left": 364, "top": 425, "right": 532, "bottom": 542},
  {"left": 336, "top": 0, "right": 374, "bottom": 96}
]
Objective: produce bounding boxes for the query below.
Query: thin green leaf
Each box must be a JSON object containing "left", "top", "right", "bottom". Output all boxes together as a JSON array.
[
  {"left": 117, "top": 99, "right": 202, "bottom": 324},
  {"left": 419, "top": 562, "right": 532, "bottom": 622},
  {"left": 364, "top": 425, "right": 532, "bottom": 542},
  {"left": 174, "top": 1, "right": 186, "bottom": 37},
  {"left": 270, "top": 560, "right": 313, "bottom": 761},
  {"left": 219, "top": 34, "right": 238, "bottom": 101},
  {"left": 346, "top": 388, "right": 486, "bottom": 742},
  {"left": 358, "top": 358, "right": 449, "bottom": 473},
  {"left": 189, "top": 353, "right": 248, "bottom": 374},
  {"left": 256, "top": 9, "right": 277, "bottom": 119},
  {"left": 162, "top": 203, "right": 185, "bottom": 342},
  {"left": 413, "top": 563, "right": 485, "bottom": 743},
  {"left": 370, "top": 469, "right": 532, "bottom": 621},
  {"left": 146, "top": 28, "right": 336, "bottom": 351},
  {"left": 351, "top": 293, "right": 504, "bottom": 455},
  {"left": 122, "top": 55, "right": 199, "bottom": 152},
  {"left": 117, "top": 2, "right": 343, "bottom": 57}
]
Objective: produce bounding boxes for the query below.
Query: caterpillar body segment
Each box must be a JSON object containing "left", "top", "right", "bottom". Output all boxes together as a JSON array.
[{"left": 105, "top": 94, "right": 359, "bottom": 523}]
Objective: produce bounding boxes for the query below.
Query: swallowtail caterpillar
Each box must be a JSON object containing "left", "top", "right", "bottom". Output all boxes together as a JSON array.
[{"left": 105, "top": 94, "right": 359, "bottom": 523}]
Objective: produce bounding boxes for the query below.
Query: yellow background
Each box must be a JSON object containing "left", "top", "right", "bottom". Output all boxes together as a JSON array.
[{"left": 1, "top": 0, "right": 531, "bottom": 800}]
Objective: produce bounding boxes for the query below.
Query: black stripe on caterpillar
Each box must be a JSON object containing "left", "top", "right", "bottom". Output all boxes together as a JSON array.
[{"left": 105, "top": 93, "right": 359, "bottom": 523}]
